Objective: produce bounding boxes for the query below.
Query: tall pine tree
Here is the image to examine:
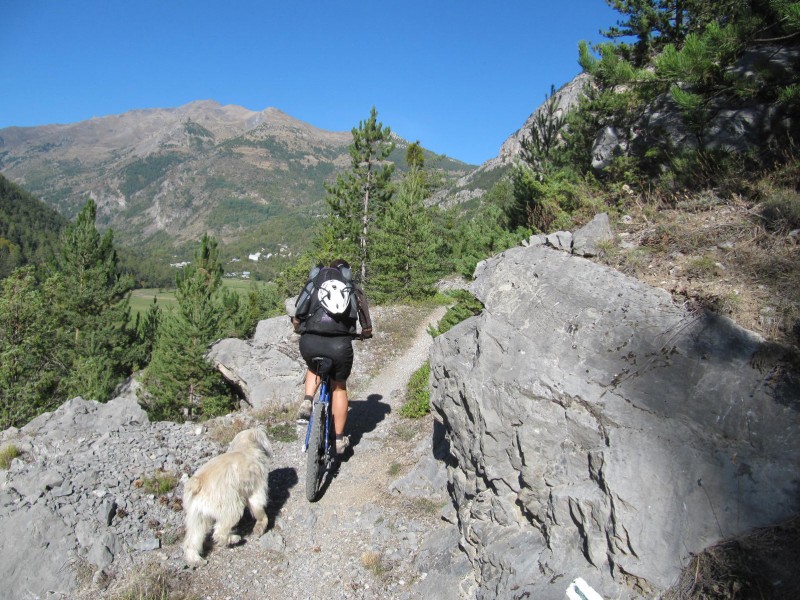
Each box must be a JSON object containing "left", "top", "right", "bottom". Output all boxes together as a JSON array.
[
  {"left": 324, "top": 107, "right": 395, "bottom": 285},
  {"left": 0, "top": 268, "right": 65, "bottom": 428},
  {"left": 54, "top": 199, "right": 136, "bottom": 401},
  {"left": 141, "top": 234, "right": 235, "bottom": 421},
  {"left": 370, "top": 166, "right": 440, "bottom": 303}
]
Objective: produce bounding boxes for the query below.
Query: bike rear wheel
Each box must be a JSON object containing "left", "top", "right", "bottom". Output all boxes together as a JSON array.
[{"left": 305, "top": 402, "right": 325, "bottom": 502}]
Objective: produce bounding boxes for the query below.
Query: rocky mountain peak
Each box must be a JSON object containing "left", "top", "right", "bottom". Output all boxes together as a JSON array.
[{"left": 0, "top": 102, "right": 472, "bottom": 248}]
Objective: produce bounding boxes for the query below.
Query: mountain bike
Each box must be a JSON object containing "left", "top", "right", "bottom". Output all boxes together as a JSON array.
[{"left": 302, "top": 356, "right": 337, "bottom": 502}]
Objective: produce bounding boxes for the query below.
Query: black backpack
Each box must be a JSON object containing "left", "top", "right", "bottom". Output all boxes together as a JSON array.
[{"left": 295, "top": 266, "right": 357, "bottom": 335}]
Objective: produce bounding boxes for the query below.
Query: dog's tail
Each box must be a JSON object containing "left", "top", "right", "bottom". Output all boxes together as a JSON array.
[{"left": 183, "top": 476, "right": 202, "bottom": 506}]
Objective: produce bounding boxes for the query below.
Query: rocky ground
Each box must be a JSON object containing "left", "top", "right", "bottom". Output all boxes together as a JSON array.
[
  {"left": 57, "top": 303, "right": 471, "bottom": 600},
  {"left": 146, "top": 303, "right": 474, "bottom": 600}
]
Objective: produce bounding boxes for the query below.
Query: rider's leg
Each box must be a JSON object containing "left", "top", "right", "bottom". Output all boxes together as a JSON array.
[
  {"left": 304, "top": 368, "right": 320, "bottom": 397},
  {"left": 331, "top": 379, "right": 348, "bottom": 436},
  {"left": 296, "top": 368, "right": 320, "bottom": 420}
]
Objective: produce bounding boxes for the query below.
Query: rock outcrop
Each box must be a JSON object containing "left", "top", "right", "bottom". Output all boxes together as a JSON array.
[
  {"left": 430, "top": 243, "right": 800, "bottom": 599},
  {"left": 0, "top": 382, "right": 225, "bottom": 599},
  {"left": 208, "top": 316, "right": 306, "bottom": 411}
]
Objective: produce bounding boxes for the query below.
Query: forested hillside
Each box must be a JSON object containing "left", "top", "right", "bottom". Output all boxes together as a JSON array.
[
  {"left": 0, "top": 102, "right": 475, "bottom": 284},
  {"left": 0, "top": 173, "right": 66, "bottom": 277}
]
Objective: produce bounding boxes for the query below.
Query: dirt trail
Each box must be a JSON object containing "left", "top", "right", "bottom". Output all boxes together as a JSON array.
[{"left": 178, "top": 304, "right": 468, "bottom": 600}]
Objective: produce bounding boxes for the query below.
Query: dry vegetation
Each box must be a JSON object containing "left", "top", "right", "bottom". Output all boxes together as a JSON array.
[
  {"left": 601, "top": 173, "right": 800, "bottom": 348},
  {"left": 663, "top": 516, "right": 800, "bottom": 600},
  {"left": 600, "top": 163, "right": 800, "bottom": 599}
]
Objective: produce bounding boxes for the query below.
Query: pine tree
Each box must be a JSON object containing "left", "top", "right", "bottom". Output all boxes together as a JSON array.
[
  {"left": 370, "top": 168, "right": 440, "bottom": 303},
  {"left": 0, "top": 268, "right": 65, "bottom": 428},
  {"left": 141, "top": 234, "right": 235, "bottom": 421},
  {"left": 324, "top": 107, "right": 395, "bottom": 285},
  {"left": 54, "top": 199, "right": 135, "bottom": 401},
  {"left": 520, "top": 85, "right": 567, "bottom": 175},
  {"left": 406, "top": 141, "right": 425, "bottom": 170},
  {"left": 133, "top": 297, "right": 161, "bottom": 368}
]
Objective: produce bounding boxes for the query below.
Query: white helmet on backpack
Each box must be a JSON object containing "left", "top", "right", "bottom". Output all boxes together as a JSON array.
[{"left": 317, "top": 279, "right": 351, "bottom": 315}]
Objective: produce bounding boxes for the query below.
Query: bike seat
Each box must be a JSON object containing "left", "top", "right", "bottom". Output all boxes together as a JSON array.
[{"left": 311, "top": 356, "right": 334, "bottom": 378}]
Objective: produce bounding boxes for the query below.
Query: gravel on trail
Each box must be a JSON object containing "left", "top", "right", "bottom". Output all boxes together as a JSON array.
[{"left": 131, "top": 304, "right": 472, "bottom": 600}]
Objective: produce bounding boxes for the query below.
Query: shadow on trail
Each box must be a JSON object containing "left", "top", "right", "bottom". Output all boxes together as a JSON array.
[
  {"left": 226, "top": 467, "right": 297, "bottom": 544},
  {"left": 266, "top": 466, "right": 298, "bottom": 528},
  {"left": 346, "top": 393, "right": 391, "bottom": 449}
]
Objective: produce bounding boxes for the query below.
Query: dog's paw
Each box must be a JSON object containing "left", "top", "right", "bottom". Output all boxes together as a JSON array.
[
  {"left": 185, "top": 553, "right": 207, "bottom": 568},
  {"left": 253, "top": 520, "right": 267, "bottom": 537},
  {"left": 226, "top": 534, "right": 242, "bottom": 546}
]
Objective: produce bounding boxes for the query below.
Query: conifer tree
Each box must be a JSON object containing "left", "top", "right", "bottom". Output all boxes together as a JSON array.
[
  {"left": 54, "top": 199, "right": 135, "bottom": 401},
  {"left": 141, "top": 234, "right": 235, "bottom": 421},
  {"left": 0, "top": 268, "right": 64, "bottom": 428},
  {"left": 324, "top": 107, "right": 395, "bottom": 285},
  {"left": 370, "top": 168, "right": 439, "bottom": 303},
  {"left": 520, "top": 85, "right": 566, "bottom": 175},
  {"left": 406, "top": 141, "right": 425, "bottom": 170}
]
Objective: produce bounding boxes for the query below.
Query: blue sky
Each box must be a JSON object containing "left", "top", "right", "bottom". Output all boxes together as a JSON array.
[{"left": 1, "top": 1, "right": 620, "bottom": 165}]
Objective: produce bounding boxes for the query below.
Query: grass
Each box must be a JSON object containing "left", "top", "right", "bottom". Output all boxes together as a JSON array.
[
  {"left": 206, "top": 415, "right": 251, "bottom": 445},
  {"left": 0, "top": 444, "right": 21, "bottom": 469},
  {"left": 663, "top": 516, "right": 800, "bottom": 600},
  {"left": 109, "top": 561, "right": 197, "bottom": 600},
  {"left": 388, "top": 462, "right": 402, "bottom": 477},
  {"left": 427, "top": 289, "right": 484, "bottom": 338},
  {"left": 400, "top": 362, "right": 431, "bottom": 419},
  {"left": 685, "top": 255, "right": 721, "bottom": 279},
  {"left": 603, "top": 190, "right": 800, "bottom": 346},
  {"left": 128, "top": 288, "right": 179, "bottom": 321},
  {"left": 266, "top": 422, "right": 297, "bottom": 443},
  {"left": 138, "top": 470, "right": 178, "bottom": 496},
  {"left": 129, "top": 279, "right": 268, "bottom": 322},
  {"left": 254, "top": 405, "right": 298, "bottom": 443},
  {"left": 360, "top": 551, "right": 388, "bottom": 578},
  {"left": 410, "top": 497, "right": 446, "bottom": 517},
  {"left": 392, "top": 423, "right": 418, "bottom": 443}
]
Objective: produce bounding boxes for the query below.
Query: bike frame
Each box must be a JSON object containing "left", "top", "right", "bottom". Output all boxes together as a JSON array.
[{"left": 302, "top": 374, "right": 332, "bottom": 459}]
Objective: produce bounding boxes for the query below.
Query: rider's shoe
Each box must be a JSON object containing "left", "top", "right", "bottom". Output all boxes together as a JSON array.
[
  {"left": 335, "top": 435, "right": 350, "bottom": 455},
  {"left": 296, "top": 398, "right": 312, "bottom": 422}
]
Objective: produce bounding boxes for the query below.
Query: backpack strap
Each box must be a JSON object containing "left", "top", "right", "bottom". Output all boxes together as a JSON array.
[{"left": 294, "top": 265, "right": 322, "bottom": 318}]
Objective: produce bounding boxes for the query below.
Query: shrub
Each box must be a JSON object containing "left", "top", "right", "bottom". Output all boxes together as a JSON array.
[
  {"left": 427, "top": 290, "right": 484, "bottom": 337},
  {"left": 139, "top": 470, "right": 178, "bottom": 496},
  {"left": 0, "top": 444, "right": 21, "bottom": 470},
  {"left": 400, "top": 362, "right": 431, "bottom": 419},
  {"left": 760, "top": 189, "right": 800, "bottom": 231}
]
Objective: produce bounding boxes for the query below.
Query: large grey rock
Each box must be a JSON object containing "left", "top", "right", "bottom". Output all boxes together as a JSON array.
[
  {"left": 432, "top": 74, "right": 594, "bottom": 207},
  {"left": 0, "top": 503, "right": 78, "bottom": 598},
  {"left": 497, "top": 73, "right": 593, "bottom": 164},
  {"left": 572, "top": 212, "right": 613, "bottom": 257},
  {"left": 208, "top": 315, "right": 306, "bottom": 411},
  {"left": 430, "top": 244, "right": 800, "bottom": 599},
  {"left": 1, "top": 394, "right": 223, "bottom": 599},
  {"left": 591, "top": 125, "right": 628, "bottom": 171},
  {"left": 22, "top": 394, "right": 149, "bottom": 438}
]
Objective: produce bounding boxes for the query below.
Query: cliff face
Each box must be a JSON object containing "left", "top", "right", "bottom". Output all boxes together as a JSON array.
[{"left": 430, "top": 242, "right": 800, "bottom": 599}]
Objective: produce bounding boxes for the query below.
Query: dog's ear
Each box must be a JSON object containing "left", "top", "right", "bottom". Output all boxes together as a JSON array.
[{"left": 253, "top": 428, "right": 272, "bottom": 456}]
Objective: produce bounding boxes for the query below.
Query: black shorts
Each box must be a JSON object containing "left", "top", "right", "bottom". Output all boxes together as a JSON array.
[{"left": 299, "top": 333, "right": 354, "bottom": 381}]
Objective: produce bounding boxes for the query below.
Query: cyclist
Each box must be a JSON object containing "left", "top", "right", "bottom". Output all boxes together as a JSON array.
[{"left": 292, "top": 259, "right": 372, "bottom": 454}]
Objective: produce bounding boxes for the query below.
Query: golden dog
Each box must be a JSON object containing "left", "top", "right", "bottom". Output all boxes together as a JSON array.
[{"left": 183, "top": 427, "right": 272, "bottom": 566}]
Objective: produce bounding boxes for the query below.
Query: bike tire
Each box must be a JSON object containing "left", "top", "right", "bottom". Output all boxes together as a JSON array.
[{"left": 305, "top": 402, "right": 324, "bottom": 502}]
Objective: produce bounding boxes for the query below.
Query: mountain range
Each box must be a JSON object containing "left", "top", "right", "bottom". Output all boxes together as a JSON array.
[{"left": 0, "top": 101, "right": 484, "bottom": 258}]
